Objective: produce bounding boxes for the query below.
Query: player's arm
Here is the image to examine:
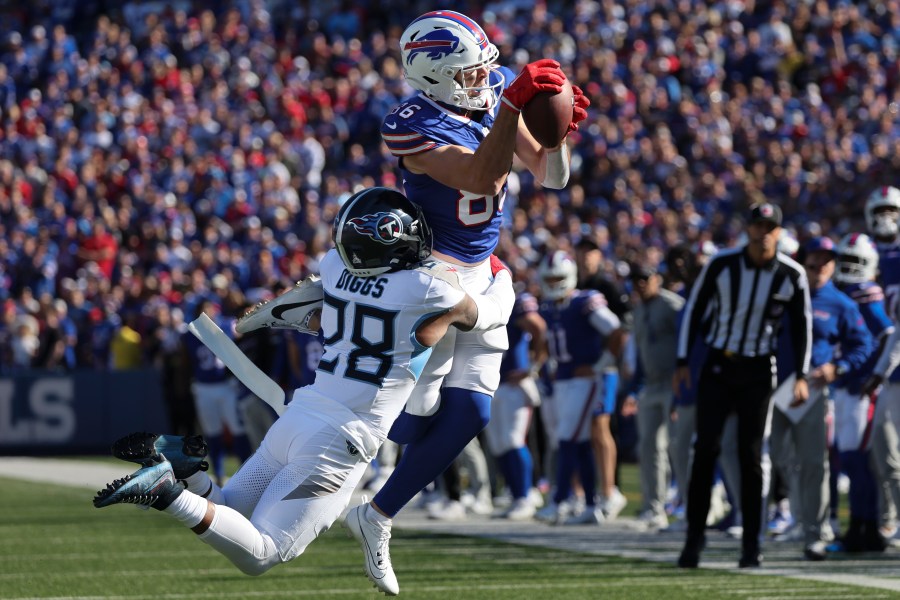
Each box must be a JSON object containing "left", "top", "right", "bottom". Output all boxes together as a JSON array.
[
  {"left": 514, "top": 120, "right": 564, "bottom": 187},
  {"left": 605, "top": 328, "right": 628, "bottom": 361},
  {"left": 403, "top": 110, "right": 518, "bottom": 196},
  {"left": 520, "top": 310, "right": 549, "bottom": 368},
  {"left": 402, "top": 59, "right": 565, "bottom": 197},
  {"left": 415, "top": 296, "right": 479, "bottom": 348},
  {"left": 514, "top": 83, "right": 589, "bottom": 189},
  {"left": 415, "top": 268, "right": 515, "bottom": 347},
  {"left": 403, "top": 109, "right": 565, "bottom": 193}
]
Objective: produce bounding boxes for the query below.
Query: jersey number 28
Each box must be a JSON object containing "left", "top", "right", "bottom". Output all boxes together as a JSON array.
[{"left": 318, "top": 293, "right": 397, "bottom": 387}]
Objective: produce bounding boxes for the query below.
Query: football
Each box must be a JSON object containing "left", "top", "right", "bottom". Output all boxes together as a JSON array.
[{"left": 522, "top": 78, "right": 574, "bottom": 148}]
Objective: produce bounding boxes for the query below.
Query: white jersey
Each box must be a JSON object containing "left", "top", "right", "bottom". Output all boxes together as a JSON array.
[{"left": 289, "top": 249, "right": 466, "bottom": 459}]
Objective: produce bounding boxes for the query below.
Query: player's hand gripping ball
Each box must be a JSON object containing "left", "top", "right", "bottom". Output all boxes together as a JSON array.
[{"left": 522, "top": 77, "right": 574, "bottom": 148}]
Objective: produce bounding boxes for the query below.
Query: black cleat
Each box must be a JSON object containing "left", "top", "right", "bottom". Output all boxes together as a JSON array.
[
  {"left": 677, "top": 536, "right": 705, "bottom": 569},
  {"left": 111, "top": 432, "right": 208, "bottom": 479},
  {"left": 93, "top": 455, "right": 182, "bottom": 510}
]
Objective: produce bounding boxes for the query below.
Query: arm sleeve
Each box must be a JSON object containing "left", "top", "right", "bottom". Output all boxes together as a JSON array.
[
  {"left": 539, "top": 144, "right": 570, "bottom": 189},
  {"left": 588, "top": 304, "right": 620, "bottom": 336}
]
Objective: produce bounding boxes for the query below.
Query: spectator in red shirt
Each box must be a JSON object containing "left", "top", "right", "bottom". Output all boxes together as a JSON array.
[{"left": 77, "top": 220, "right": 118, "bottom": 280}]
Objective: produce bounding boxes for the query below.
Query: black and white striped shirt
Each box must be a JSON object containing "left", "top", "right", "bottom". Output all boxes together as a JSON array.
[{"left": 676, "top": 247, "right": 812, "bottom": 378}]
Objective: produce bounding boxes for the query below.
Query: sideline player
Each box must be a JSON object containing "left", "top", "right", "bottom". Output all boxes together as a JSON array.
[
  {"left": 484, "top": 283, "right": 547, "bottom": 519},
  {"left": 93, "top": 188, "right": 514, "bottom": 596},
  {"left": 862, "top": 186, "right": 900, "bottom": 542},
  {"left": 537, "top": 251, "right": 626, "bottom": 524},
  {"left": 831, "top": 233, "right": 891, "bottom": 552},
  {"left": 181, "top": 300, "right": 251, "bottom": 483}
]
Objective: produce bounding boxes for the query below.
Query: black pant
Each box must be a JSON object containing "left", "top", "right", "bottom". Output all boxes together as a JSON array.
[{"left": 686, "top": 351, "right": 774, "bottom": 553}]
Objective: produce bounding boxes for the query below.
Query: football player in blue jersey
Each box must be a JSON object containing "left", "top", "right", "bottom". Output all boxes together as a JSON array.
[
  {"left": 861, "top": 185, "right": 900, "bottom": 542},
  {"left": 182, "top": 300, "right": 252, "bottom": 484},
  {"left": 829, "top": 233, "right": 891, "bottom": 552},
  {"left": 360, "top": 9, "right": 590, "bottom": 542},
  {"left": 536, "top": 251, "right": 626, "bottom": 524},
  {"left": 484, "top": 286, "right": 547, "bottom": 520}
]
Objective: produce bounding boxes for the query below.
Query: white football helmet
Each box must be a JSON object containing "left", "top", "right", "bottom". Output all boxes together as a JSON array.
[
  {"left": 835, "top": 232, "right": 879, "bottom": 285},
  {"left": 538, "top": 251, "right": 578, "bottom": 300},
  {"left": 864, "top": 186, "right": 900, "bottom": 240},
  {"left": 400, "top": 10, "right": 502, "bottom": 111}
]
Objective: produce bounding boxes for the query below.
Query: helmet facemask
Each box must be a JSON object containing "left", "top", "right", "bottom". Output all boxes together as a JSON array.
[
  {"left": 834, "top": 233, "right": 878, "bottom": 285},
  {"left": 870, "top": 208, "right": 900, "bottom": 240},
  {"left": 452, "top": 62, "right": 503, "bottom": 110},
  {"left": 835, "top": 254, "right": 870, "bottom": 284},
  {"left": 538, "top": 252, "right": 578, "bottom": 301},
  {"left": 865, "top": 186, "right": 900, "bottom": 241}
]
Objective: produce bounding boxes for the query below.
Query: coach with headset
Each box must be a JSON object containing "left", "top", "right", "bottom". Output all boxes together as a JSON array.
[{"left": 674, "top": 203, "right": 812, "bottom": 569}]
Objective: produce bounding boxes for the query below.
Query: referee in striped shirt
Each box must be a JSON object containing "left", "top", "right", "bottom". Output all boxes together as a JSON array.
[{"left": 675, "top": 202, "right": 812, "bottom": 569}]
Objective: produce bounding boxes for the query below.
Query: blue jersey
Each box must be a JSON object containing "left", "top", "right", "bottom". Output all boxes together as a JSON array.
[
  {"left": 500, "top": 292, "right": 539, "bottom": 381},
  {"left": 381, "top": 67, "right": 515, "bottom": 264},
  {"left": 809, "top": 282, "right": 871, "bottom": 371},
  {"left": 282, "top": 329, "right": 325, "bottom": 389},
  {"left": 837, "top": 281, "right": 893, "bottom": 393},
  {"left": 775, "top": 281, "right": 871, "bottom": 384},
  {"left": 877, "top": 241, "right": 900, "bottom": 382},
  {"left": 540, "top": 290, "right": 618, "bottom": 381},
  {"left": 182, "top": 326, "right": 229, "bottom": 384}
]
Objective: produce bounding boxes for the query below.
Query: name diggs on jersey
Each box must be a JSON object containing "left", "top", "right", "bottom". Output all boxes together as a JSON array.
[{"left": 335, "top": 270, "right": 388, "bottom": 298}]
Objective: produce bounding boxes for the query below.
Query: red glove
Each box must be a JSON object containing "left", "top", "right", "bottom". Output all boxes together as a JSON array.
[
  {"left": 567, "top": 85, "right": 590, "bottom": 133},
  {"left": 500, "top": 59, "right": 565, "bottom": 113},
  {"left": 489, "top": 254, "right": 511, "bottom": 277}
]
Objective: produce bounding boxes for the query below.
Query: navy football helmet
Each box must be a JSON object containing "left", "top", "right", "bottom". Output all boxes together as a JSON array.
[{"left": 333, "top": 187, "right": 432, "bottom": 277}]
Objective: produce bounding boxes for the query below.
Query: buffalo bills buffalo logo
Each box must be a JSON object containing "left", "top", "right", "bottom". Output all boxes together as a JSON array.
[
  {"left": 404, "top": 29, "right": 460, "bottom": 64},
  {"left": 348, "top": 212, "right": 404, "bottom": 245}
]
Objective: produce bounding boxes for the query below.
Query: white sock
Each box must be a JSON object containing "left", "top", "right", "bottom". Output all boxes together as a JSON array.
[
  {"left": 196, "top": 503, "right": 279, "bottom": 575},
  {"left": 163, "top": 490, "right": 209, "bottom": 528},
  {"left": 183, "top": 471, "right": 214, "bottom": 497},
  {"left": 366, "top": 504, "right": 392, "bottom": 526}
]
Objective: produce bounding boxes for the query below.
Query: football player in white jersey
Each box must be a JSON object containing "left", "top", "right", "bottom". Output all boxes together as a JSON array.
[{"left": 93, "top": 188, "right": 515, "bottom": 596}]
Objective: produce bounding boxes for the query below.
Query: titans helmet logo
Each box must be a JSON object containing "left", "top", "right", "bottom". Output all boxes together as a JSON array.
[
  {"left": 348, "top": 212, "right": 403, "bottom": 245},
  {"left": 403, "top": 29, "right": 460, "bottom": 64}
]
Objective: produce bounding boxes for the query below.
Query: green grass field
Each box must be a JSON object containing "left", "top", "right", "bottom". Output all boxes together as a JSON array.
[{"left": 1, "top": 475, "right": 897, "bottom": 600}]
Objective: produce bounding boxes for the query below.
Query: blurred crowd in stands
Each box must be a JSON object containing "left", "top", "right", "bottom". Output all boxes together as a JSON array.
[{"left": 0, "top": 0, "right": 898, "bottom": 384}]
